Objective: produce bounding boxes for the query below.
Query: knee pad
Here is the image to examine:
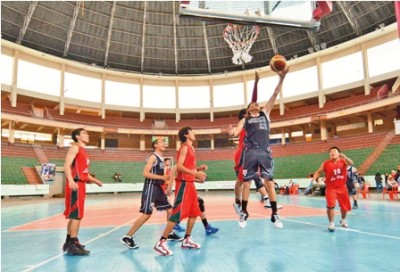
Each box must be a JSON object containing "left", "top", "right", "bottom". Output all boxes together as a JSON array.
[
  {"left": 254, "top": 175, "right": 264, "bottom": 189},
  {"left": 198, "top": 197, "right": 205, "bottom": 212}
]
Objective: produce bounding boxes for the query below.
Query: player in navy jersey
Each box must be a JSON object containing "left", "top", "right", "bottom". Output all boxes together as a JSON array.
[
  {"left": 120, "top": 139, "right": 182, "bottom": 250},
  {"left": 229, "top": 68, "right": 288, "bottom": 229}
]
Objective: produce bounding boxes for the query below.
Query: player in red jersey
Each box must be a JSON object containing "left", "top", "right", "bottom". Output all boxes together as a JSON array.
[
  {"left": 313, "top": 146, "right": 353, "bottom": 232},
  {"left": 63, "top": 128, "right": 103, "bottom": 255},
  {"left": 154, "top": 127, "right": 207, "bottom": 256}
]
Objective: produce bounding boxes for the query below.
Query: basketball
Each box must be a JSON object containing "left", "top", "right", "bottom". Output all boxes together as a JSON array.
[{"left": 269, "top": 54, "right": 287, "bottom": 72}]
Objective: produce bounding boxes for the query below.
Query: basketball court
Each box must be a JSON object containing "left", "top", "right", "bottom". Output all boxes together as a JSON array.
[{"left": 2, "top": 191, "right": 399, "bottom": 272}]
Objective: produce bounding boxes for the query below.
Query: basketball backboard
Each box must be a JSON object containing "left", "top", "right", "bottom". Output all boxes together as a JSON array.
[{"left": 180, "top": 1, "right": 323, "bottom": 31}]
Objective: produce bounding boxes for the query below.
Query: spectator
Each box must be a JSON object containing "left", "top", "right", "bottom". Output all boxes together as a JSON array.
[
  {"left": 395, "top": 164, "right": 400, "bottom": 182},
  {"left": 387, "top": 175, "right": 398, "bottom": 190},
  {"left": 374, "top": 173, "right": 383, "bottom": 193},
  {"left": 304, "top": 179, "right": 316, "bottom": 195},
  {"left": 114, "top": 172, "right": 122, "bottom": 182}
]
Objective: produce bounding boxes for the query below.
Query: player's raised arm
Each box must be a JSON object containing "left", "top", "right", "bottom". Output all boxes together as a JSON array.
[{"left": 262, "top": 68, "right": 289, "bottom": 115}]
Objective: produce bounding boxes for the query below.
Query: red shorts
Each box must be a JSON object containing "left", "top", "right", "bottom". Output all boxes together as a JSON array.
[
  {"left": 170, "top": 180, "right": 201, "bottom": 222},
  {"left": 234, "top": 148, "right": 244, "bottom": 182},
  {"left": 63, "top": 181, "right": 86, "bottom": 219},
  {"left": 325, "top": 186, "right": 351, "bottom": 211}
]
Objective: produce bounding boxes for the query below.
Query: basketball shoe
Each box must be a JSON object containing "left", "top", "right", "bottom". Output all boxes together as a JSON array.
[
  {"left": 271, "top": 214, "right": 283, "bottom": 229},
  {"left": 238, "top": 210, "right": 249, "bottom": 228},
  {"left": 340, "top": 219, "right": 348, "bottom": 228},
  {"left": 233, "top": 202, "right": 241, "bottom": 215},
  {"left": 66, "top": 242, "right": 90, "bottom": 256},
  {"left": 263, "top": 197, "right": 283, "bottom": 209},
  {"left": 154, "top": 239, "right": 173, "bottom": 256},
  {"left": 120, "top": 236, "right": 138, "bottom": 249},
  {"left": 167, "top": 232, "right": 183, "bottom": 241},
  {"left": 328, "top": 222, "right": 335, "bottom": 232},
  {"left": 181, "top": 236, "right": 201, "bottom": 249},
  {"left": 173, "top": 223, "right": 186, "bottom": 232},
  {"left": 205, "top": 224, "right": 219, "bottom": 235}
]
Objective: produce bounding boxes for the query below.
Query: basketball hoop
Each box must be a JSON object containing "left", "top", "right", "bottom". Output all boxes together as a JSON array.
[{"left": 223, "top": 24, "right": 259, "bottom": 65}]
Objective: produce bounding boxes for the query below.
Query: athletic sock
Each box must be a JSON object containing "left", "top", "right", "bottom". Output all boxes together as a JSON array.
[
  {"left": 270, "top": 201, "right": 278, "bottom": 214},
  {"left": 242, "top": 200, "right": 248, "bottom": 212},
  {"left": 235, "top": 199, "right": 241, "bottom": 205},
  {"left": 202, "top": 218, "right": 208, "bottom": 228}
]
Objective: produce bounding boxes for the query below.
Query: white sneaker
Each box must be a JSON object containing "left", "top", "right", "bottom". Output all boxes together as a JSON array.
[
  {"left": 181, "top": 236, "right": 201, "bottom": 249},
  {"left": 328, "top": 222, "right": 335, "bottom": 232},
  {"left": 264, "top": 199, "right": 283, "bottom": 210},
  {"left": 271, "top": 214, "right": 283, "bottom": 229},
  {"left": 264, "top": 198, "right": 271, "bottom": 207},
  {"left": 154, "top": 239, "right": 173, "bottom": 256},
  {"left": 238, "top": 211, "right": 248, "bottom": 228},
  {"left": 340, "top": 219, "right": 348, "bottom": 228},
  {"left": 233, "top": 203, "right": 241, "bottom": 215}
]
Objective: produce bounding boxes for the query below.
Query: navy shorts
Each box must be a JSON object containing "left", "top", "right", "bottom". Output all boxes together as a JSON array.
[
  {"left": 242, "top": 148, "right": 274, "bottom": 182},
  {"left": 346, "top": 181, "right": 357, "bottom": 196},
  {"left": 140, "top": 182, "right": 171, "bottom": 215}
]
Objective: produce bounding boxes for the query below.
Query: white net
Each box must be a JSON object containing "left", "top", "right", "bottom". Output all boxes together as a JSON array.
[{"left": 223, "top": 24, "right": 260, "bottom": 65}]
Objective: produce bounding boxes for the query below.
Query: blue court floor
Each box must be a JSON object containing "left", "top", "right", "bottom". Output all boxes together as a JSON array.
[{"left": 1, "top": 191, "right": 399, "bottom": 272}]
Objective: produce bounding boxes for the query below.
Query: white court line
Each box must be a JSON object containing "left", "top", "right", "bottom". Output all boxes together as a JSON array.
[
  {"left": 283, "top": 217, "right": 400, "bottom": 240},
  {"left": 21, "top": 216, "right": 140, "bottom": 272}
]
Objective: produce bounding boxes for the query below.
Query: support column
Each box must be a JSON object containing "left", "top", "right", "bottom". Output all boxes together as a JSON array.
[
  {"left": 175, "top": 80, "right": 180, "bottom": 122},
  {"left": 316, "top": 57, "right": 325, "bottom": 108},
  {"left": 8, "top": 121, "right": 15, "bottom": 144},
  {"left": 11, "top": 51, "right": 19, "bottom": 107},
  {"left": 367, "top": 112, "right": 374, "bottom": 133},
  {"left": 140, "top": 134, "right": 145, "bottom": 151},
  {"left": 210, "top": 134, "right": 215, "bottom": 150},
  {"left": 60, "top": 64, "right": 65, "bottom": 115},
  {"left": 320, "top": 119, "right": 327, "bottom": 141},
  {"left": 100, "top": 132, "right": 106, "bottom": 150},
  {"left": 140, "top": 78, "right": 145, "bottom": 121},
  {"left": 101, "top": 73, "right": 106, "bottom": 119},
  {"left": 58, "top": 128, "right": 65, "bottom": 147},
  {"left": 361, "top": 43, "right": 371, "bottom": 95},
  {"left": 209, "top": 79, "right": 214, "bottom": 122},
  {"left": 281, "top": 127, "right": 286, "bottom": 145}
]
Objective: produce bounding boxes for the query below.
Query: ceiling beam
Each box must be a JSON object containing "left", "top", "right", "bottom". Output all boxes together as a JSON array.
[
  {"left": 172, "top": 2, "right": 179, "bottom": 75},
  {"left": 140, "top": 1, "right": 148, "bottom": 73},
  {"left": 104, "top": 1, "right": 117, "bottom": 66},
  {"left": 266, "top": 27, "right": 278, "bottom": 55},
  {"left": 64, "top": 1, "right": 81, "bottom": 57},
  {"left": 336, "top": 1, "right": 361, "bottom": 36},
  {"left": 17, "top": 1, "right": 38, "bottom": 44},
  {"left": 202, "top": 22, "right": 212, "bottom": 74},
  {"left": 307, "top": 30, "right": 317, "bottom": 49}
]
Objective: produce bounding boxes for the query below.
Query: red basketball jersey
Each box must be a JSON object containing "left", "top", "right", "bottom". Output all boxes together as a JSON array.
[
  {"left": 176, "top": 143, "right": 196, "bottom": 182},
  {"left": 71, "top": 145, "right": 90, "bottom": 182},
  {"left": 323, "top": 158, "right": 348, "bottom": 189}
]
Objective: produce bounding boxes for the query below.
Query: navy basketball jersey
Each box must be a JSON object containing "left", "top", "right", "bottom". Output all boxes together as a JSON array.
[
  {"left": 145, "top": 152, "right": 165, "bottom": 184},
  {"left": 244, "top": 111, "right": 270, "bottom": 150},
  {"left": 347, "top": 166, "right": 358, "bottom": 183}
]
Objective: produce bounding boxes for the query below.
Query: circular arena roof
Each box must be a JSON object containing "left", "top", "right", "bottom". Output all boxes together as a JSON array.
[{"left": 1, "top": 1, "right": 397, "bottom": 76}]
